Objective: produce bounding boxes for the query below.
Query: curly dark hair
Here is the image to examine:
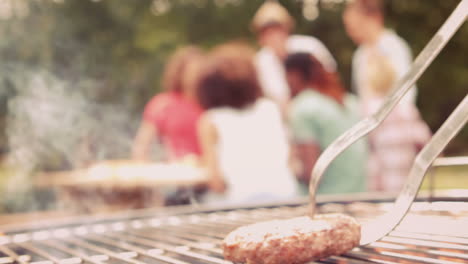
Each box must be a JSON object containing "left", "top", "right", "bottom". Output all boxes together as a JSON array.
[{"left": 197, "top": 43, "right": 262, "bottom": 110}]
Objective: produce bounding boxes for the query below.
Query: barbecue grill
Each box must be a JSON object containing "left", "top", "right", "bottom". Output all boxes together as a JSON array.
[
  {"left": 1, "top": 1, "right": 466, "bottom": 263},
  {"left": 1, "top": 187, "right": 467, "bottom": 264}
]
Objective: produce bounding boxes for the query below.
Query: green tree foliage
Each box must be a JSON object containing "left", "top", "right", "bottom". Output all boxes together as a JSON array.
[{"left": 0, "top": 0, "right": 466, "bottom": 163}]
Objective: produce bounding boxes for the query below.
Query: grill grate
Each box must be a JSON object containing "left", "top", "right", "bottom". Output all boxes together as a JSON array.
[{"left": 1, "top": 201, "right": 468, "bottom": 264}]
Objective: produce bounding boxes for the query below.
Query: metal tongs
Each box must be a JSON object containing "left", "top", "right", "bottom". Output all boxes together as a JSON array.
[{"left": 309, "top": 0, "right": 468, "bottom": 246}]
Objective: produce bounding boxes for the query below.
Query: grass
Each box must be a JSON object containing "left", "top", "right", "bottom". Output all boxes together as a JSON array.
[
  {"left": 0, "top": 164, "right": 13, "bottom": 188},
  {"left": 421, "top": 165, "right": 468, "bottom": 190}
]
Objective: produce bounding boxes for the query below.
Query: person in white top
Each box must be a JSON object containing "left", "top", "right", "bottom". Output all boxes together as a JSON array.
[
  {"left": 251, "top": 1, "right": 337, "bottom": 110},
  {"left": 343, "top": 0, "right": 416, "bottom": 105},
  {"left": 196, "top": 43, "right": 298, "bottom": 204}
]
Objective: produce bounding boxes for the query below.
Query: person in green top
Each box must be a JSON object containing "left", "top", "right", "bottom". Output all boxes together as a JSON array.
[{"left": 284, "top": 52, "right": 367, "bottom": 195}]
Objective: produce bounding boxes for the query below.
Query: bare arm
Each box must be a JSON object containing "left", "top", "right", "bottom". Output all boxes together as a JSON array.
[
  {"left": 293, "top": 143, "right": 321, "bottom": 184},
  {"left": 198, "top": 114, "right": 225, "bottom": 193},
  {"left": 132, "top": 121, "right": 156, "bottom": 161}
]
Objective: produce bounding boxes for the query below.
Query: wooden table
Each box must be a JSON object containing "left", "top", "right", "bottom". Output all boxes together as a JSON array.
[
  {"left": 35, "top": 160, "right": 209, "bottom": 188},
  {"left": 34, "top": 160, "right": 209, "bottom": 212}
]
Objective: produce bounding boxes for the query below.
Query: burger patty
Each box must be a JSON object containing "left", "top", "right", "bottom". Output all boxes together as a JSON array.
[{"left": 222, "top": 213, "right": 360, "bottom": 264}]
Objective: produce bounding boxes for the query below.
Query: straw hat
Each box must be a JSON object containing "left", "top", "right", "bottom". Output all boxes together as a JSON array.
[{"left": 251, "top": 1, "right": 295, "bottom": 32}]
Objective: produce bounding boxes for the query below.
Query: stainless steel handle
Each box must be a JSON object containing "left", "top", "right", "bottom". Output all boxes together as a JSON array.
[
  {"left": 360, "top": 95, "right": 468, "bottom": 245},
  {"left": 432, "top": 156, "right": 468, "bottom": 167}
]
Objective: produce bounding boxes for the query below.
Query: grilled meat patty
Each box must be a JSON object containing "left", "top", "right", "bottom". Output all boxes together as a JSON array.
[{"left": 223, "top": 213, "right": 360, "bottom": 264}]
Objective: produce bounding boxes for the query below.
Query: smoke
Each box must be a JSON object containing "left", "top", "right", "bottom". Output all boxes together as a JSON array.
[
  {"left": 7, "top": 70, "right": 139, "bottom": 169},
  {"left": 0, "top": 1, "right": 177, "bottom": 214},
  {"left": 1, "top": 67, "right": 144, "bottom": 212}
]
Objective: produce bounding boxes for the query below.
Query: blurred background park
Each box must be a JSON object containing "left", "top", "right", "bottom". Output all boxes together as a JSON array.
[{"left": 0, "top": 0, "right": 467, "bottom": 213}]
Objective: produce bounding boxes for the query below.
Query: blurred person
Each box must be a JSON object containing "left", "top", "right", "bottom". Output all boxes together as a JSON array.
[
  {"left": 252, "top": 1, "right": 337, "bottom": 111},
  {"left": 132, "top": 46, "right": 205, "bottom": 206},
  {"left": 343, "top": 0, "right": 416, "bottom": 106},
  {"left": 196, "top": 43, "right": 299, "bottom": 204},
  {"left": 285, "top": 52, "right": 367, "bottom": 195},
  {"left": 132, "top": 46, "right": 204, "bottom": 162},
  {"left": 364, "top": 53, "right": 431, "bottom": 192}
]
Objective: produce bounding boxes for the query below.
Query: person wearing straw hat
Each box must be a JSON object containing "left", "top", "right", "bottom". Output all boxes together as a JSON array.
[{"left": 252, "top": 0, "right": 337, "bottom": 112}]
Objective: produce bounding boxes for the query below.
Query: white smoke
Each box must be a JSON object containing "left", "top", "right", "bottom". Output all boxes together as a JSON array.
[
  {"left": 2, "top": 69, "right": 145, "bottom": 212},
  {"left": 7, "top": 71, "right": 139, "bottom": 169}
]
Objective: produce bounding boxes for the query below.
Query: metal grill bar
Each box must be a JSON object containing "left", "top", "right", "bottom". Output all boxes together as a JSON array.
[
  {"left": 85, "top": 233, "right": 196, "bottom": 264},
  {"left": 17, "top": 242, "right": 64, "bottom": 263},
  {"left": 102, "top": 231, "right": 230, "bottom": 264},
  {"left": 40, "top": 240, "right": 102, "bottom": 264},
  {"left": 124, "top": 230, "right": 222, "bottom": 255},
  {"left": 1, "top": 201, "right": 467, "bottom": 264},
  {"left": 389, "top": 231, "right": 468, "bottom": 245}
]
